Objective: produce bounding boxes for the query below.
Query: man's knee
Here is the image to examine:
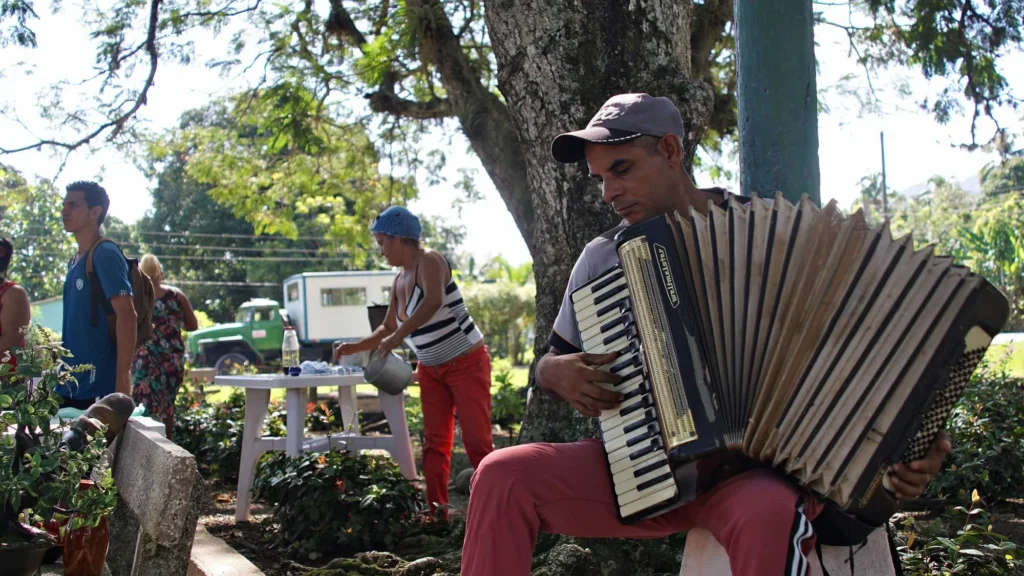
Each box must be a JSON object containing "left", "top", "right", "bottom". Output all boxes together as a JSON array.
[
  {"left": 470, "top": 445, "right": 535, "bottom": 495},
  {"left": 715, "top": 469, "right": 812, "bottom": 527}
]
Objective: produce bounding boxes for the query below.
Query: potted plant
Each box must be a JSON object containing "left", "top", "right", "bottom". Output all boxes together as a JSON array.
[{"left": 0, "top": 325, "right": 121, "bottom": 576}]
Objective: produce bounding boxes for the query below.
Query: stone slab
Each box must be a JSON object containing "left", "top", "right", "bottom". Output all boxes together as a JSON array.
[
  {"left": 111, "top": 420, "right": 202, "bottom": 545},
  {"left": 187, "top": 526, "right": 264, "bottom": 576},
  {"left": 106, "top": 419, "right": 203, "bottom": 576},
  {"left": 679, "top": 527, "right": 895, "bottom": 576}
]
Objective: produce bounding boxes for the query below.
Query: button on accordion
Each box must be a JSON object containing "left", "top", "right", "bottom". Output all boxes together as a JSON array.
[{"left": 571, "top": 194, "right": 1010, "bottom": 524}]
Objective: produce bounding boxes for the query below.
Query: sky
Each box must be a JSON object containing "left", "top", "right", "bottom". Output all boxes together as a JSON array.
[{"left": 2, "top": 4, "right": 1021, "bottom": 269}]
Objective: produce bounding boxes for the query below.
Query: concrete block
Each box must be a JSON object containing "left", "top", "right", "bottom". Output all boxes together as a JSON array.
[
  {"left": 187, "top": 526, "right": 264, "bottom": 576},
  {"left": 107, "top": 420, "right": 203, "bottom": 576},
  {"left": 111, "top": 420, "right": 201, "bottom": 545},
  {"left": 679, "top": 527, "right": 895, "bottom": 576}
]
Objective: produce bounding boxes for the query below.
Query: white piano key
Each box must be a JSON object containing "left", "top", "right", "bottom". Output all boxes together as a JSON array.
[
  {"left": 604, "top": 421, "right": 659, "bottom": 454},
  {"left": 580, "top": 314, "right": 631, "bottom": 343},
  {"left": 577, "top": 299, "right": 630, "bottom": 332},
  {"left": 600, "top": 388, "right": 649, "bottom": 423},
  {"left": 615, "top": 462, "right": 673, "bottom": 497},
  {"left": 620, "top": 483, "right": 678, "bottom": 518},
  {"left": 600, "top": 406, "right": 647, "bottom": 442},
  {"left": 586, "top": 333, "right": 634, "bottom": 355},
  {"left": 610, "top": 441, "right": 664, "bottom": 475},
  {"left": 571, "top": 275, "right": 626, "bottom": 305},
  {"left": 611, "top": 450, "right": 664, "bottom": 485}
]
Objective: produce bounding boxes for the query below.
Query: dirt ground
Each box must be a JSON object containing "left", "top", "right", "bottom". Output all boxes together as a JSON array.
[{"left": 196, "top": 429, "right": 1024, "bottom": 575}]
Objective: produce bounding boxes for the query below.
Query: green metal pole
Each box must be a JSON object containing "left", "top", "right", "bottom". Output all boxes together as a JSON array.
[{"left": 734, "top": 0, "right": 820, "bottom": 206}]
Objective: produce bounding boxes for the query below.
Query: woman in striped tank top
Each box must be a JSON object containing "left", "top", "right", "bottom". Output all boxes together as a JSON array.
[{"left": 335, "top": 206, "right": 494, "bottom": 517}]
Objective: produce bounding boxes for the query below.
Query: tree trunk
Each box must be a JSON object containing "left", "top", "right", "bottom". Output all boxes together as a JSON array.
[{"left": 484, "top": 0, "right": 714, "bottom": 444}]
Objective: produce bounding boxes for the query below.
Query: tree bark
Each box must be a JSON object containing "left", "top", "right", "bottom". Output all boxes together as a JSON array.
[{"left": 483, "top": 0, "right": 713, "bottom": 444}]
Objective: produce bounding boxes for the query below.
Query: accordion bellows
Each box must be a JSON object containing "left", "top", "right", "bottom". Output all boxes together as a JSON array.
[{"left": 572, "top": 194, "right": 1010, "bottom": 524}]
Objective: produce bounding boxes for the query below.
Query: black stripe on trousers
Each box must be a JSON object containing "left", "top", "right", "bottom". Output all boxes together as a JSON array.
[{"left": 785, "top": 497, "right": 813, "bottom": 576}]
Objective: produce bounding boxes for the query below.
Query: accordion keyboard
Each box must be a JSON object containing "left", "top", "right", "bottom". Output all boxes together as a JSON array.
[{"left": 571, "top": 266, "right": 679, "bottom": 519}]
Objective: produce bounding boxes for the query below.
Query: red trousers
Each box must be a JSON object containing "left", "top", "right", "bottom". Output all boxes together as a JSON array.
[
  {"left": 461, "top": 439, "right": 823, "bottom": 576},
  {"left": 418, "top": 344, "right": 494, "bottom": 515}
]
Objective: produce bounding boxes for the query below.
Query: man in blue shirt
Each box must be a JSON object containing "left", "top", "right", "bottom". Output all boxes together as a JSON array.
[{"left": 60, "top": 181, "right": 137, "bottom": 408}]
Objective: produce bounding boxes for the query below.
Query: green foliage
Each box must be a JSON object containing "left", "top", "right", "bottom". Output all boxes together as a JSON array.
[
  {"left": 894, "top": 504, "right": 1024, "bottom": 575},
  {"left": 857, "top": 0, "right": 1022, "bottom": 148},
  {"left": 462, "top": 275, "right": 535, "bottom": 364},
  {"left": 491, "top": 366, "right": 525, "bottom": 431},
  {"left": 173, "top": 384, "right": 286, "bottom": 482},
  {"left": 868, "top": 165, "right": 1024, "bottom": 329},
  {"left": 252, "top": 450, "right": 426, "bottom": 559},
  {"left": 0, "top": 325, "right": 117, "bottom": 542},
  {"left": 924, "top": 368, "right": 1024, "bottom": 503},
  {"left": 981, "top": 156, "right": 1024, "bottom": 198},
  {"left": 4, "top": 0, "right": 1019, "bottom": 204},
  {"left": 0, "top": 164, "right": 75, "bottom": 301},
  {"left": 149, "top": 85, "right": 417, "bottom": 263}
]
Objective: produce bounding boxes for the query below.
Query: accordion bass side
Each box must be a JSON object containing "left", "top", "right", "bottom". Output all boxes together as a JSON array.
[{"left": 571, "top": 194, "right": 1010, "bottom": 525}]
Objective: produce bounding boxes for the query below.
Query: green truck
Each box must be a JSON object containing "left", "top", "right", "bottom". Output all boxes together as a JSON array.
[{"left": 186, "top": 270, "right": 397, "bottom": 372}]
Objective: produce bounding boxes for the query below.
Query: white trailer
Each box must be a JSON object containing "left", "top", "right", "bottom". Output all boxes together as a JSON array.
[{"left": 283, "top": 270, "right": 397, "bottom": 344}]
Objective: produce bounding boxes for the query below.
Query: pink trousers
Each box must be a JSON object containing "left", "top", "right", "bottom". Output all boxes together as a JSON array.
[{"left": 461, "top": 439, "right": 823, "bottom": 576}]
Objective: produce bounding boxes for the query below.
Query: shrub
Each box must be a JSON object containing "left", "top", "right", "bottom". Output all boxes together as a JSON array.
[
  {"left": 924, "top": 368, "right": 1024, "bottom": 502},
  {"left": 491, "top": 366, "right": 525, "bottom": 430},
  {"left": 894, "top": 499, "right": 1023, "bottom": 575},
  {"left": 252, "top": 451, "right": 426, "bottom": 559},
  {"left": 173, "top": 384, "right": 285, "bottom": 482}
]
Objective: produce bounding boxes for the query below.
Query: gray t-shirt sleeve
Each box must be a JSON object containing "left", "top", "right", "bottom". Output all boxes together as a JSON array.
[{"left": 549, "top": 251, "right": 590, "bottom": 354}]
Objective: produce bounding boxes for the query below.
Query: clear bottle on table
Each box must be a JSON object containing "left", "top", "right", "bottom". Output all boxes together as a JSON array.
[{"left": 282, "top": 328, "right": 300, "bottom": 372}]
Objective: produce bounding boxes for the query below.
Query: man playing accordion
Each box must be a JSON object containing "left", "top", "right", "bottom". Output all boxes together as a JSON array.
[{"left": 459, "top": 93, "right": 952, "bottom": 576}]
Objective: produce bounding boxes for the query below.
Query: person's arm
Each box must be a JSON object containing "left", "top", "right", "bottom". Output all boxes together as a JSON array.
[
  {"left": 0, "top": 284, "right": 30, "bottom": 357},
  {"left": 335, "top": 284, "right": 399, "bottom": 357},
  {"left": 376, "top": 253, "right": 446, "bottom": 356},
  {"left": 173, "top": 288, "right": 200, "bottom": 332},
  {"left": 94, "top": 244, "right": 135, "bottom": 396},
  {"left": 110, "top": 295, "right": 137, "bottom": 395}
]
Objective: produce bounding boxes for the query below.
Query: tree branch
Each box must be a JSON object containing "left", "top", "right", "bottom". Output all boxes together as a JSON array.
[
  {"left": 0, "top": 0, "right": 161, "bottom": 155},
  {"left": 363, "top": 91, "right": 452, "bottom": 119},
  {"left": 325, "top": 0, "right": 367, "bottom": 47}
]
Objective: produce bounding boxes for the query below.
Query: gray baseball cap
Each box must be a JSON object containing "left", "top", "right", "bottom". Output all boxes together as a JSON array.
[{"left": 551, "top": 93, "right": 685, "bottom": 164}]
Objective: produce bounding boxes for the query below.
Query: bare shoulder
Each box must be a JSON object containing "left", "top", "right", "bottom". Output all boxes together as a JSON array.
[{"left": 1, "top": 283, "right": 29, "bottom": 302}]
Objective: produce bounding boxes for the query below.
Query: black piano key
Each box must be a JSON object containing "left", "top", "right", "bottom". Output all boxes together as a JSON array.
[
  {"left": 628, "top": 438, "right": 662, "bottom": 461},
  {"left": 615, "top": 342, "right": 639, "bottom": 358},
  {"left": 602, "top": 326, "right": 634, "bottom": 346},
  {"left": 623, "top": 410, "right": 657, "bottom": 434},
  {"left": 622, "top": 384, "right": 648, "bottom": 401},
  {"left": 611, "top": 354, "right": 642, "bottom": 373},
  {"left": 626, "top": 424, "right": 658, "bottom": 447},
  {"left": 616, "top": 369, "right": 644, "bottom": 384},
  {"left": 594, "top": 283, "right": 627, "bottom": 305},
  {"left": 619, "top": 396, "right": 650, "bottom": 417},
  {"left": 596, "top": 297, "right": 629, "bottom": 318},
  {"left": 634, "top": 459, "right": 670, "bottom": 478},
  {"left": 590, "top": 269, "right": 624, "bottom": 293},
  {"left": 599, "top": 315, "right": 628, "bottom": 333},
  {"left": 637, "top": 472, "right": 674, "bottom": 492}
]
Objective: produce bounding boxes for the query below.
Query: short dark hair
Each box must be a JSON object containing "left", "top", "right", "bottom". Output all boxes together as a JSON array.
[
  {"left": 65, "top": 180, "right": 110, "bottom": 225},
  {"left": 0, "top": 237, "right": 12, "bottom": 278}
]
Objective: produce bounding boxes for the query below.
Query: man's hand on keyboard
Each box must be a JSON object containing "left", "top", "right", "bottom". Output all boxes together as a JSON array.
[{"left": 538, "top": 352, "right": 624, "bottom": 417}]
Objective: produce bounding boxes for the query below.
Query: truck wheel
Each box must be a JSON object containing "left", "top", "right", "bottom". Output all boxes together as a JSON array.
[{"left": 214, "top": 352, "right": 251, "bottom": 375}]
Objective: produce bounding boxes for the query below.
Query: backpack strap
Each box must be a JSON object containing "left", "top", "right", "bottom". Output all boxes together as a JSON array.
[{"left": 84, "top": 236, "right": 118, "bottom": 329}]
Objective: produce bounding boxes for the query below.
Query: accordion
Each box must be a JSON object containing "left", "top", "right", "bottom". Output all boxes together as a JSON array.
[{"left": 571, "top": 194, "right": 1010, "bottom": 524}]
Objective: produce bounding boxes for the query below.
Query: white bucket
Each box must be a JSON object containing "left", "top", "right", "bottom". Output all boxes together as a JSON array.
[{"left": 364, "top": 351, "right": 412, "bottom": 396}]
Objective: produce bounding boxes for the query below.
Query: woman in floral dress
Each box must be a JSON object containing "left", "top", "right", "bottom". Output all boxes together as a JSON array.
[{"left": 132, "top": 255, "right": 199, "bottom": 437}]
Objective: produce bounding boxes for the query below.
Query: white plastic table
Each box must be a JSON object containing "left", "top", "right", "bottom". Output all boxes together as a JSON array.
[{"left": 214, "top": 372, "right": 418, "bottom": 521}]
